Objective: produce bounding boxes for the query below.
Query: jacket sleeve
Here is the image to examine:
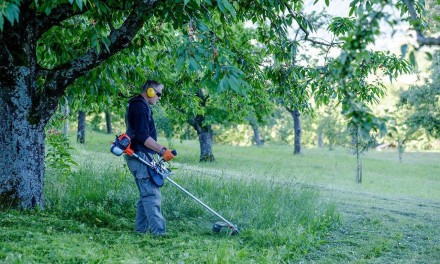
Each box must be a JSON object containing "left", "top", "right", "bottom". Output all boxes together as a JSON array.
[{"left": 128, "top": 101, "right": 150, "bottom": 144}]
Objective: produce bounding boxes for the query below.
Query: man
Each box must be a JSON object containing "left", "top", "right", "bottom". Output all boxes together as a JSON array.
[{"left": 124, "top": 80, "right": 175, "bottom": 235}]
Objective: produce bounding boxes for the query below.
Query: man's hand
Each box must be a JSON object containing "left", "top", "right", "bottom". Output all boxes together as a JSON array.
[{"left": 160, "top": 147, "right": 175, "bottom": 161}]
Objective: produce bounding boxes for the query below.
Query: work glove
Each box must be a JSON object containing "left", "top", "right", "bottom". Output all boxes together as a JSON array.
[{"left": 159, "top": 147, "right": 175, "bottom": 161}]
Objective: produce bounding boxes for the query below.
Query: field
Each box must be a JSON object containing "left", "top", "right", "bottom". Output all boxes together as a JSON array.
[{"left": 1, "top": 131, "right": 439, "bottom": 263}]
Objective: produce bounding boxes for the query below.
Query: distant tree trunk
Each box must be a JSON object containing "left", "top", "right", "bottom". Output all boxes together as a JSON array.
[
  {"left": 77, "top": 111, "right": 86, "bottom": 144},
  {"left": 397, "top": 139, "right": 406, "bottom": 163},
  {"left": 286, "top": 108, "right": 301, "bottom": 154},
  {"left": 62, "top": 99, "right": 70, "bottom": 137},
  {"left": 329, "top": 136, "right": 335, "bottom": 151},
  {"left": 198, "top": 127, "right": 214, "bottom": 162},
  {"left": 190, "top": 115, "right": 215, "bottom": 162},
  {"left": 250, "top": 119, "right": 263, "bottom": 146},
  {"left": 353, "top": 126, "right": 362, "bottom": 183},
  {"left": 317, "top": 130, "right": 323, "bottom": 148},
  {"left": 293, "top": 109, "right": 301, "bottom": 154},
  {"left": 356, "top": 156, "right": 362, "bottom": 183},
  {"left": 188, "top": 90, "right": 215, "bottom": 161},
  {"left": 105, "top": 111, "right": 112, "bottom": 134}
]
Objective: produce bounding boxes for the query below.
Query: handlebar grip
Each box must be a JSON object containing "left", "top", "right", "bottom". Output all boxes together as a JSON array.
[{"left": 171, "top": 150, "right": 177, "bottom": 156}]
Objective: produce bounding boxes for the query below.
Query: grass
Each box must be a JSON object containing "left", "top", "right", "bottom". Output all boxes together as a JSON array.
[
  {"left": 169, "top": 138, "right": 440, "bottom": 200},
  {"left": 1, "top": 130, "right": 439, "bottom": 263}
]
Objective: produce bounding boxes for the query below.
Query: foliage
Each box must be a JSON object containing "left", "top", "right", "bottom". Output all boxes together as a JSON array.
[
  {"left": 0, "top": 0, "right": 20, "bottom": 29},
  {"left": 399, "top": 51, "right": 440, "bottom": 138},
  {"left": 45, "top": 129, "right": 78, "bottom": 178},
  {"left": 317, "top": 104, "right": 346, "bottom": 150}
]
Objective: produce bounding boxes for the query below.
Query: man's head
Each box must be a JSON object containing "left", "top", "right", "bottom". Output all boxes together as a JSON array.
[{"left": 141, "top": 80, "right": 163, "bottom": 105}]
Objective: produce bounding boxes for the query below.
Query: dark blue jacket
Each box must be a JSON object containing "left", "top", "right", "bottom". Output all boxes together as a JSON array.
[{"left": 125, "top": 95, "right": 157, "bottom": 156}]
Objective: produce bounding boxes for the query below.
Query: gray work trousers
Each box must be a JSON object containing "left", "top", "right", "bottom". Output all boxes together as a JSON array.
[{"left": 125, "top": 153, "right": 166, "bottom": 235}]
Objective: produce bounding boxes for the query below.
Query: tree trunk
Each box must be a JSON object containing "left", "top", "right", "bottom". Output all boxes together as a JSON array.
[
  {"left": 250, "top": 119, "right": 263, "bottom": 146},
  {"left": 354, "top": 127, "right": 362, "bottom": 183},
  {"left": 317, "top": 130, "right": 323, "bottom": 148},
  {"left": 62, "top": 98, "right": 70, "bottom": 137},
  {"left": 0, "top": 71, "right": 46, "bottom": 209},
  {"left": 292, "top": 109, "right": 301, "bottom": 154},
  {"left": 105, "top": 110, "right": 112, "bottom": 134},
  {"left": 189, "top": 90, "right": 215, "bottom": 162},
  {"left": 77, "top": 111, "right": 86, "bottom": 144},
  {"left": 198, "top": 127, "right": 215, "bottom": 162},
  {"left": 356, "top": 156, "right": 362, "bottom": 183},
  {"left": 189, "top": 115, "right": 215, "bottom": 162},
  {"left": 398, "top": 139, "right": 405, "bottom": 163}
]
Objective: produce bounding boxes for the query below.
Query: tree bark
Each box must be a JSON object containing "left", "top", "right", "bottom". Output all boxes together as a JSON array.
[
  {"left": 249, "top": 119, "right": 263, "bottom": 146},
  {"left": 198, "top": 127, "right": 215, "bottom": 162},
  {"left": 105, "top": 111, "right": 112, "bottom": 134},
  {"left": 62, "top": 98, "right": 70, "bottom": 137},
  {"left": 77, "top": 111, "right": 86, "bottom": 144},
  {"left": 188, "top": 90, "right": 215, "bottom": 162},
  {"left": 317, "top": 130, "right": 323, "bottom": 148},
  {"left": 287, "top": 108, "right": 302, "bottom": 154},
  {"left": 189, "top": 115, "right": 215, "bottom": 162},
  {"left": 0, "top": 69, "right": 46, "bottom": 209}
]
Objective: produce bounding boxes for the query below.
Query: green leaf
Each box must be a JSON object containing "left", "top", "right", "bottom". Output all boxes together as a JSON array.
[
  {"left": 229, "top": 75, "right": 240, "bottom": 92},
  {"left": 325, "top": 0, "right": 329, "bottom": 6},
  {"left": 217, "top": 0, "right": 226, "bottom": 14},
  {"left": 219, "top": 77, "right": 228, "bottom": 92},
  {"left": 349, "top": 6, "right": 356, "bottom": 16},
  {"left": 221, "top": 0, "right": 236, "bottom": 17},
  {"left": 0, "top": 15, "right": 4, "bottom": 31},
  {"left": 75, "top": 0, "right": 83, "bottom": 10},
  {"left": 425, "top": 52, "right": 433, "bottom": 61},
  {"left": 176, "top": 57, "right": 185, "bottom": 72},
  {"left": 189, "top": 57, "right": 200, "bottom": 71},
  {"left": 409, "top": 51, "right": 416, "bottom": 66},
  {"left": 102, "top": 36, "right": 111, "bottom": 52},
  {"left": 4, "top": 3, "right": 20, "bottom": 25},
  {"left": 45, "top": 7, "right": 52, "bottom": 16}
]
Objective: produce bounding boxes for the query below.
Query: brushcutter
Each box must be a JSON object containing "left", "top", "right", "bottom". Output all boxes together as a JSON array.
[{"left": 110, "top": 134, "right": 239, "bottom": 235}]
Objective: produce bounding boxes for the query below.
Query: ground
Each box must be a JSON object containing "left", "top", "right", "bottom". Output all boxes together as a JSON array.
[{"left": 303, "top": 186, "right": 440, "bottom": 263}]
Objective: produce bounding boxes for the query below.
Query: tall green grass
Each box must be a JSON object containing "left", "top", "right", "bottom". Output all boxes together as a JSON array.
[
  {"left": 1, "top": 131, "right": 337, "bottom": 262},
  {"left": 37, "top": 154, "right": 338, "bottom": 262},
  {"left": 3, "top": 130, "right": 437, "bottom": 263}
]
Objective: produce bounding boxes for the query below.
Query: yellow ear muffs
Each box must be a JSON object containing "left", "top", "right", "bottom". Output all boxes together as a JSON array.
[{"left": 147, "top": 87, "right": 156, "bottom": 98}]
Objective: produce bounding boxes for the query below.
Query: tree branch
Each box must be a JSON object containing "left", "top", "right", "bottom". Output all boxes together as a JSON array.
[
  {"left": 282, "top": 2, "right": 309, "bottom": 39},
  {"left": 35, "top": 3, "right": 89, "bottom": 39},
  {"left": 36, "top": 0, "right": 158, "bottom": 124},
  {"left": 404, "top": 0, "right": 440, "bottom": 46},
  {"left": 283, "top": 1, "right": 342, "bottom": 48}
]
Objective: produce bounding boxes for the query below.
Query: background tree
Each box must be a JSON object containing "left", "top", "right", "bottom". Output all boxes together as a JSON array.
[
  {"left": 398, "top": 50, "right": 440, "bottom": 139},
  {"left": 316, "top": 104, "right": 345, "bottom": 150}
]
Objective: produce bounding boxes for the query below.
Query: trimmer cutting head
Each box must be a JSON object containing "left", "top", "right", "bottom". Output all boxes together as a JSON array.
[{"left": 213, "top": 222, "right": 239, "bottom": 236}]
